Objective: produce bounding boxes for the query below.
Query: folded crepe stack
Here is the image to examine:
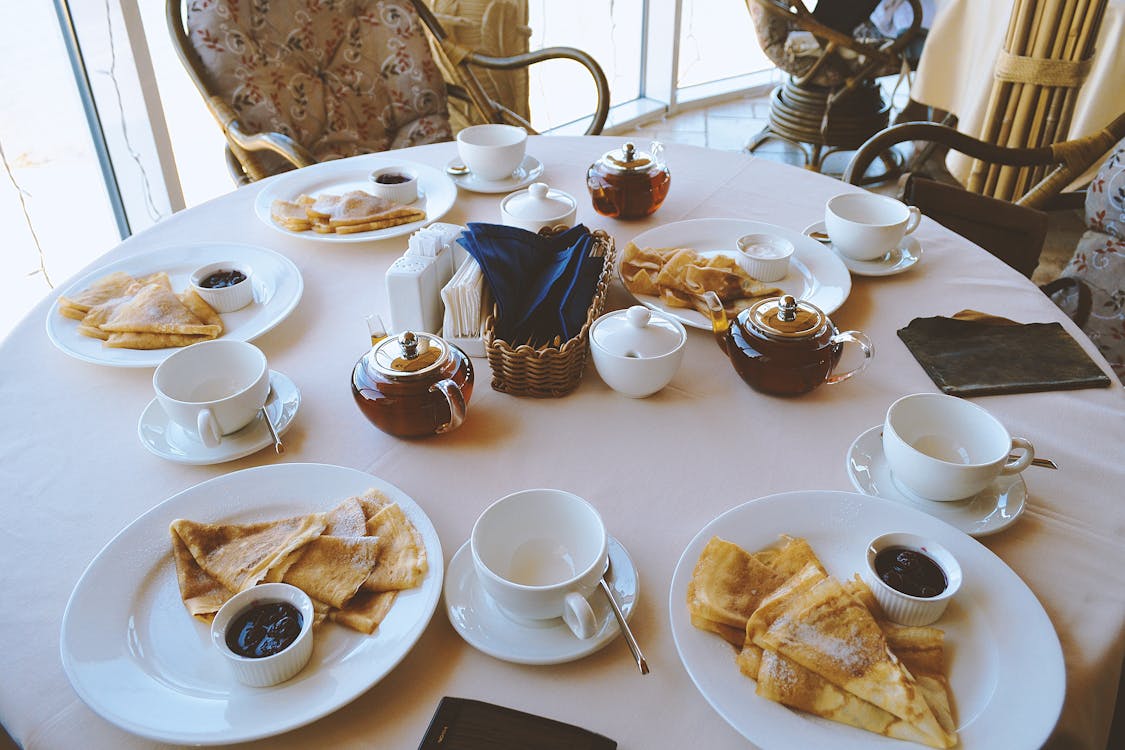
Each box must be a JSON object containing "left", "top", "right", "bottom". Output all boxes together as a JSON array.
[
  {"left": 688, "top": 536, "right": 959, "bottom": 748},
  {"left": 270, "top": 190, "right": 425, "bottom": 234},
  {"left": 170, "top": 489, "right": 427, "bottom": 634},
  {"left": 57, "top": 271, "right": 223, "bottom": 350},
  {"left": 621, "top": 242, "right": 780, "bottom": 317}
]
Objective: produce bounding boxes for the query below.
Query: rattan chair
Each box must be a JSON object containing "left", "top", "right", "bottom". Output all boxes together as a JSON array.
[
  {"left": 167, "top": 0, "right": 609, "bottom": 185},
  {"left": 743, "top": 0, "right": 923, "bottom": 180}
]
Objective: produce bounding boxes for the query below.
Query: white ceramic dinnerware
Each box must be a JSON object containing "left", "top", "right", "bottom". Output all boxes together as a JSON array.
[
  {"left": 669, "top": 490, "right": 1065, "bottom": 750},
  {"left": 447, "top": 154, "right": 545, "bottom": 193},
  {"left": 471, "top": 488, "right": 608, "bottom": 640},
  {"left": 190, "top": 260, "right": 254, "bottom": 313},
  {"left": 210, "top": 582, "right": 315, "bottom": 687},
  {"left": 736, "top": 232, "right": 794, "bottom": 282},
  {"left": 883, "top": 393, "right": 1035, "bottom": 502},
  {"left": 368, "top": 165, "right": 419, "bottom": 204},
  {"left": 863, "top": 532, "right": 963, "bottom": 626},
  {"left": 825, "top": 193, "right": 922, "bottom": 261},
  {"left": 153, "top": 339, "right": 270, "bottom": 449},
  {"left": 589, "top": 305, "right": 686, "bottom": 398},
  {"left": 803, "top": 220, "right": 923, "bottom": 276},
  {"left": 456, "top": 123, "right": 528, "bottom": 181},
  {"left": 499, "top": 182, "right": 577, "bottom": 232}
]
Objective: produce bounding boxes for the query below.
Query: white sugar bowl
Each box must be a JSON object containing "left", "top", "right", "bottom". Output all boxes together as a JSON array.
[
  {"left": 590, "top": 305, "right": 687, "bottom": 398},
  {"left": 500, "top": 182, "right": 577, "bottom": 233}
]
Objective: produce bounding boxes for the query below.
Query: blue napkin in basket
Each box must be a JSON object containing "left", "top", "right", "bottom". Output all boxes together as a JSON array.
[{"left": 457, "top": 223, "right": 602, "bottom": 346}]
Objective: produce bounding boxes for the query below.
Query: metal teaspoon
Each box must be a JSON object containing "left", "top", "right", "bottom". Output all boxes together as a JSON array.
[{"left": 599, "top": 558, "right": 649, "bottom": 675}]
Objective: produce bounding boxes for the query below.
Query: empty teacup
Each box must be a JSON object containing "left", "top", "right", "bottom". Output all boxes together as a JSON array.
[
  {"left": 153, "top": 339, "right": 270, "bottom": 449},
  {"left": 471, "top": 488, "right": 607, "bottom": 639},
  {"left": 825, "top": 193, "right": 921, "bottom": 261},
  {"left": 883, "top": 393, "right": 1034, "bottom": 502},
  {"left": 456, "top": 124, "right": 527, "bottom": 182}
]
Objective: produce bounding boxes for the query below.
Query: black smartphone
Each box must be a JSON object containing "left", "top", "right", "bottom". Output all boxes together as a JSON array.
[{"left": 418, "top": 697, "right": 617, "bottom": 750}]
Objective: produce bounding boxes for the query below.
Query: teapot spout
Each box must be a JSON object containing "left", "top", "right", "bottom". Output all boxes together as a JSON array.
[{"left": 701, "top": 291, "right": 730, "bottom": 353}]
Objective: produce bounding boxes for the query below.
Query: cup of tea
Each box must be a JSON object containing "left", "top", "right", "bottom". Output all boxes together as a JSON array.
[
  {"left": 883, "top": 393, "right": 1035, "bottom": 502},
  {"left": 456, "top": 124, "right": 527, "bottom": 181},
  {"left": 825, "top": 193, "right": 921, "bottom": 261},
  {"left": 153, "top": 339, "right": 270, "bottom": 448},
  {"left": 470, "top": 488, "right": 607, "bottom": 639}
]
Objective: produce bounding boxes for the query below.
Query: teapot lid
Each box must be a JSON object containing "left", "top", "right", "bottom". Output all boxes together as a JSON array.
[
  {"left": 368, "top": 331, "right": 449, "bottom": 377},
  {"left": 746, "top": 294, "right": 825, "bottom": 339},
  {"left": 591, "top": 305, "right": 684, "bottom": 357},
  {"left": 598, "top": 141, "right": 659, "bottom": 173},
  {"left": 501, "top": 182, "right": 575, "bottom": 221}
]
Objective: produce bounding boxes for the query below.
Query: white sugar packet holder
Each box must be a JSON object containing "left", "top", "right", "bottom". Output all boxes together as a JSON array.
[{"left": 441, "top": 256, "right": 490, "bottom": 358}]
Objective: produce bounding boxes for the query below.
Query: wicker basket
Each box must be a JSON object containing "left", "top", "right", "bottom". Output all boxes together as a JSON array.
[{"left": 483, "top": 229, "right": 616, "bottom": 397}]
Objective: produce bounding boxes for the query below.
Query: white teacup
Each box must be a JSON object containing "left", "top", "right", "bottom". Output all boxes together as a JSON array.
[
  {"left": 825, "top": 193, "right": 921, "bottom": 261},
  {"left": 471, "top": 488, "right": 607, "bottom": 639},
  {"left": 153, "top": 339, "right": 270, "bottom": 449},
  {"left": 883, "top": 393, "right": 1035, "bottom": 502},
  {"left": 457, "top": 124, "right": 527, "bottom": 182}
]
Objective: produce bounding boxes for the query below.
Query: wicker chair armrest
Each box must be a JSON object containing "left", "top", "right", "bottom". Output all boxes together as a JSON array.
[{"left": 206, "top": 96, "right": 316, "bottom": 171}]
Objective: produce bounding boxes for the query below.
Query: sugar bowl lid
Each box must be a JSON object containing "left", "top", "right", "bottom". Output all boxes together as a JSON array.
[
  {"left": 367, "top": 331, "right": 449, "bottom": 377},
  {"left": 745, "top": 294, "right": 826, "bottom": 339},
  {"left": 501, "top": 182, "right": 576, "bottom": 222},
  {"left": 596, "top": 141, "right": 660, "bottom": 174},
  {"left": 591, "top": 305, "right": 685, "bottom": 357}
]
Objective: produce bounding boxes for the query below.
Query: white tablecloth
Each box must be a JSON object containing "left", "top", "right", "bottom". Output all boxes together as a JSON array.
[
  {"left": 1, "top": 137, "right": 1122, "bottom": 750},
  {"left": 911, "top": 0, "right": 1125, "bottom": 186}
]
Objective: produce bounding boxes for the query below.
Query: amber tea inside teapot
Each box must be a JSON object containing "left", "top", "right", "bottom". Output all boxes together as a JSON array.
[
  {"left": 587, "top": 141, "right": 671, "bottom": 220},
  {"left": 704, "top": 292, "right": 873, "bottom": 396},
  {"left": 352, "top": 331, "right": 473, "bottom": 437}
]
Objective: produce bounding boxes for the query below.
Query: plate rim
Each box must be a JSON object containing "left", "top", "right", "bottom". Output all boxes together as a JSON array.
[
  {"left": 58, "top": 462, "right": 444, "bottom": 745},
  {"left": 253, "top": 156, "right": 456, "bottom": 242},
  {"left": 623, "top": 217, "right": 851, "bottom": 329},
  {"left": 45, "top": 241, "right": 303, "bottom": 368},
  {"left": 667, "top": 489, "right": 1064, "bottom": 750}
]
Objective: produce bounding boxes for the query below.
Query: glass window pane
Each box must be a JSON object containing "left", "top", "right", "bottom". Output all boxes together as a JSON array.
[{"left": 677, "top": 0, "right": 770, "bottom": 89}]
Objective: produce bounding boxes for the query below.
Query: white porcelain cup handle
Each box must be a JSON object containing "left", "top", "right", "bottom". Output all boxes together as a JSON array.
[
  {"left": 197, "top": 409, "right": 222, "bottom": 449},
  {"left": 904, "top": 205, "right": 922, "bottom": 235},
  {"left": 562, "top": 592, "right": 598, "bottom": 640},
  {"left": 1001, "top": 437, "right": 1035, "bottom": 475}
]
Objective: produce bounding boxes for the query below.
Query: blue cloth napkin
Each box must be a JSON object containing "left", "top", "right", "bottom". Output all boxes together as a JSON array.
[{"left": 457, "top": 223, "right": 602, "bottom": 346}]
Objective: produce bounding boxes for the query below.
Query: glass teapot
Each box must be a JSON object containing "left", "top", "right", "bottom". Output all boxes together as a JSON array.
[
  {"left": 586, "top": 140, "right": 671, "bottom": 219},
  {"left": 351, "top": 331, "right": 473, "bottom": 437},
  {"left": 703, "top": 292, "right": 873, "bottom": 396}
]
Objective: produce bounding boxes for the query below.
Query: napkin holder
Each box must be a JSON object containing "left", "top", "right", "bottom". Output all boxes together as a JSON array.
[{"left": 484, "top": 228, "right": 616, "bottom": 397}]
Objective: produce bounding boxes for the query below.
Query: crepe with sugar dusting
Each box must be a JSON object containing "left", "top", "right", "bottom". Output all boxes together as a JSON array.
[
  {"left": 621, "top": 241, "right": 780, "bottom": 317},
  {"left": 170, "top": 489, "right": 426, "bottom": 635},
  {"left": 271, "top": 189, "right": 425, "bottom": 234}
]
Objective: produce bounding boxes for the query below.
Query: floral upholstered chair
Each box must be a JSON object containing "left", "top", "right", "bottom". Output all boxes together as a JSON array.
[{"left": 167, "top": 0, "right": 608, "bottom": 184}]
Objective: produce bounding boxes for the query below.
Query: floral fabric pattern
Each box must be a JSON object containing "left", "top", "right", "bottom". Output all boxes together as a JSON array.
[
  {"left": 187, "top": 0, "right": 452, "bottom": 171},
  {"left": 1066, "top": 139, "right": 1125, "bottom": 378}
]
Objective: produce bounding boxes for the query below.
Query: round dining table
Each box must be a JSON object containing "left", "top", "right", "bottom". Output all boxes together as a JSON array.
[{"left": 1, "top": 136, "right": 1122, "bottom": 750}]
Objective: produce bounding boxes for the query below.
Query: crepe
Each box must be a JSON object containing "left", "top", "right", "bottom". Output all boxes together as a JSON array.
[
  {"left": 361, "top": 502, "right": 428, "bottom": 592},
  {"left": 687, "top": 537, "right": 787, "bottom": 630},
  {"left": 272, "top": 189, "right": 425, "bottom": 234}
]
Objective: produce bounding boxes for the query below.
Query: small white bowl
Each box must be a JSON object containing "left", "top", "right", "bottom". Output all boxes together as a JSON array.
[
  {"left": 863, "top": 532, "right": 962, "bottom": 626},
  {"left": 210, "top": 583, "right": 315, "bottom": 687},
  {"left": 500, "top": 182, "right": 577, "bottom": 233},
  {"left": 190, "top": 261, "right": 254, "bottom": 313},
  {"left": 590, "top": 305, "right": 687, "bottom": 398},
  {"left": 736, "top": 233, "right": 794, "bottom": 282},
  {"left": 369, "top": 166, "right": 419, "bottom": 204}
]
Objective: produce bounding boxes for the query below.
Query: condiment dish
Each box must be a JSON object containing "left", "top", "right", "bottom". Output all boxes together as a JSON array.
[
  {"left": 211, "top": 582, "right": 315, "bottom": 687},
  {"left": 190, "top": 260, "right": 254, "bottom": 312},
  {"left": 369, "top": 166, "right": 419, "bottom": 204},
  {"left": 590, "top": 305, "right": 686, "bottom": 397},
  {"left": 863, "top": 532, "right": 962, "bottom": 626}
]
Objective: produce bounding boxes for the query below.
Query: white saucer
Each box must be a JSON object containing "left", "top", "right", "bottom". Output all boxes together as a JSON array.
[
  {"left": 138, "top": 370, "right": 300, "bottom": 465},
  {"left": 802, "top": 221, "right": 922, "bottom": 277},
  {"left": 447, "top": 154, "right": 544, "bottom": 194},
  {"left": 845, "top": 425, "right": 1026, "bottom": 537},
  {"left": 444, "top": 536, "right": 638, "bottom": 665}
]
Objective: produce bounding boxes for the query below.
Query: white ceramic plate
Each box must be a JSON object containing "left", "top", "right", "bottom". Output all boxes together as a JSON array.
[
  {"left": 444, "top": 537, "right": 637, "bottom": 665},
  {"left": 669, "top": 490, "right": 1063, "bottom": 750},
  {"left": 624, "top": 218, "right": 851, "bottom": 329},
  {"left": 47, "top": 243, "right": 303, "bottom": 368},
  {"left": 446, "top": 154, "right": 544, "bottom": 194},
  {"left": 803, "top": 221, "right": 923, "bottom": 277},
  {"left": 59, "top": 463, "right": 444, "bottom": 745},
  {"left": 254, "top": 156, "right": 456, "bottom": 243}
]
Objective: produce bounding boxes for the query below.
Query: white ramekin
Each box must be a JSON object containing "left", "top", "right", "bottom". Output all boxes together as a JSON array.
[
  {"left": 190, "top": 261, "right": 254, "bottom": 313},
  {"left": 368, "top": 166, "right": 419, "bottom": 205},
  {"left": 863, "top": 532, "right": 962, "bottom": 626},
  {"left": 210, "top": 582, "right": 315, "bottom": 687},
  {"left": 736, "top": 233, "right": 794, "bottom": 282}
]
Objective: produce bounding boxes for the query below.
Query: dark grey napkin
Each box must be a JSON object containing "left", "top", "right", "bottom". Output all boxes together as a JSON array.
[{"left": 897, "top": 313, "right": 1111, "bottom": 396}]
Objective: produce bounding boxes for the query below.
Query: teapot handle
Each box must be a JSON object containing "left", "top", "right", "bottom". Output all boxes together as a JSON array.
[
  {"left": 825, "top": 331, "right": 874, "bottom": 385},
  {"left": 430, "top": 378, "right": 467, "bottom": 434}
]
